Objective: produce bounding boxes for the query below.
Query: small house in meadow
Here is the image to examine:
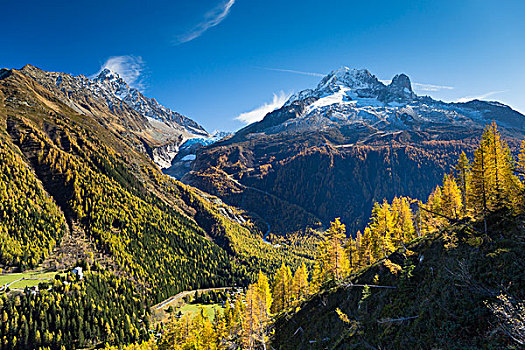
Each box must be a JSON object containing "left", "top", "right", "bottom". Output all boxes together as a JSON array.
[{"left": 72, "top": 267, "right": 84, "bottom": 279}]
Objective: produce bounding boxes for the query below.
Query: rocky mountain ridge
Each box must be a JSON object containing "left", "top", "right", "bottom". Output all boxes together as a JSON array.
[
  {"left": 235, "top": 67, "right": 525, "bottom": 141},
  {"left": 91, "top": 68, "right": 208, "bottom": 137},
  {"left": 9, "top": 64, "right": 212, "bottom": 169}
]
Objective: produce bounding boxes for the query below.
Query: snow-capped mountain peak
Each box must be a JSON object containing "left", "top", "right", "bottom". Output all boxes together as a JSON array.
[
  {"left": 91, "top": 68, "right": 134, "bottom": 101},
  {"left": 318, "top": 67, "right": 384, "bottom": 91},
  {"left": 95, "top": 68, "right": 122, "bottom": 83},
  {"left": 286, "top": 67, "right": 413, "bottom": 107},
  {"left": 251, "top": 67, "right": 525, "bottom": 139},
  {"left": 386, "top": 73, "right": 416, "bottom": 100}
]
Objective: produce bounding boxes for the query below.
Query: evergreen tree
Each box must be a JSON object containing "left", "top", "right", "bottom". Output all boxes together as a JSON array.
[
  {"left": 271, "top": 264, "right": 292, "bottom": 313},
  {"left": 455, "top": 151, "right": 471, "bottom": 214},
  {"left": 291, "top": 263, "right": 309, "bottom": 303}
]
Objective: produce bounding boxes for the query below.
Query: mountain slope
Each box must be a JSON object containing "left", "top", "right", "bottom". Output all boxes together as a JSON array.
[
  {"left": 0, "top": 65, "right": 314, "bottom": 300},
  {"left": 0, "top": 139, "right": 67, "bottom": 270},
  {"left": 0, "top": 66, "right": 235, "bottom": 296},
  {"left": 273, "top": 210, "right": 525, "bottom": 349},
  {"left": 15, "top": 64, "right": 209, "bottom": 169},
  {"left": 185, "top": 67, "right": 525, "bottom": 234}
]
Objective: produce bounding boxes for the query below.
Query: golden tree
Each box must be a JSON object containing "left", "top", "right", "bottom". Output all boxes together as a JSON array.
[
  {"left": 271, "top": 263, "right": 292, "bottom": 313},
  {"left": 440, "top": 174, "right": 462, "bottom": 219},
  {"left": 291, "top": 262, "right": 309, "bottom": 303},
  {"left": 312, "top": 218, "right": 349, "bottom": 290},
  {"left": 455, "top": 151, "right": 471, "bottom": 214},
  {"left": 471, "top": 122, "right": 519, "bottom": 213},
  {"left": 391, "top": 196, "right": 416, "bottom": 243},
  {"left": 369, "top": 201, "right": 395, "bottom": 258},
  {"left": 242, "top": 273, "right": 273, "bottom": 349}
]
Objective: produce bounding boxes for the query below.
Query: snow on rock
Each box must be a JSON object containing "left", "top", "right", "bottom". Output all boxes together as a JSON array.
[{"left": 163, "top": 131, "right": 233, "bottom": 178}]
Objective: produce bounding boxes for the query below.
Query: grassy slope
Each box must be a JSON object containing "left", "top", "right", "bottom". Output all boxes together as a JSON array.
[
  {"left": 0, "top": 271, "right": 58, "bottom": 286},
  {"left": 178, "top": 303, "right": 223, "bottom": 320},
  {"left": 0, "top": 271, "right": 66, "bottom": 289},
  {"left": 273, "top": 210, "right": 525, "bottom": 349}
]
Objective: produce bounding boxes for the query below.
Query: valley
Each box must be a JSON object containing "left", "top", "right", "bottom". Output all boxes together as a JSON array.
[
  {"left": 3, "top": 1, "right": 525, "bottom": 349},
  {"left": 0, "top": 64, "right": 524, "bottom": 350}
]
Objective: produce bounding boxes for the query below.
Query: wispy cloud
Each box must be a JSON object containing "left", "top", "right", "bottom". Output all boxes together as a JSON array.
[
  {"left": 236, "top": 91, "right": 290, "bottom": 124},
  {"left": 93, "top": 55, "right": 147, "bottom": 91},
  {"left": 270, "top": 69, "right": 455, "bottom": 93},
  {"left": 175, "top": 0, "right": 235, "bottom": 44},
  {"left": 380, "top": 79, "right": 454, "bottom": 92},
  {"left": 413, "top": 82, "right": 454, "bottom": 92},
  {"left": 259, "top": 67, "right": 325, "bottom": 77},
  {"left": 456, "top": 90, "right": 506, "bottom": 103}
]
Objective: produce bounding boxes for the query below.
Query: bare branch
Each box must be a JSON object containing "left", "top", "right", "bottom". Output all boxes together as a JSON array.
[
  {"left": 378, "top": 316, "right": 419, "bottom": 324},
  {"left": 342, "top": 282, "right": 397, "bottom": 289}
]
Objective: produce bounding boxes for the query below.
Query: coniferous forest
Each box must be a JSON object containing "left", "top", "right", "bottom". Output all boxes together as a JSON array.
[
  {"left": 2, "top": 78, "right": 524, "bottom": 350},
  {"left": 119, "top": 122, "right": 525, "bottom": 349}
]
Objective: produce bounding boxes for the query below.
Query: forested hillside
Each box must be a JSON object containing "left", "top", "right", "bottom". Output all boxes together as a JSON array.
[
  {"left": 0, "top": 66, "right": 315, "bottom": 349},
  {"left": 272, "top": 123, "right": 525, "bottom": 349},
  {"left": 0, "top": 268, "right": 149, "bottom": 349},
  {"left": 1, "top": 63, "right": 524, "bottom": 350},
  {"left": 146, "top": 123, "right": 525, "bottom": 349},
  {"left": 0, "top": 145, "right": 67, "bottom": 270}
]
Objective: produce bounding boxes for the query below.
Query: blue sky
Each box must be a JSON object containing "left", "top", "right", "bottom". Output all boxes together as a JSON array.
[{"left": 1, "top": 0, "right": 524, "bottom": 131}]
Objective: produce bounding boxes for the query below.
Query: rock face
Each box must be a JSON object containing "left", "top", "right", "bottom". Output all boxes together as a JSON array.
[
  {"left": 92, "top": 68, "right": 208, "bottom": 137},
  {"left": 15, "top": 64, "right": 209, "bottom": 168},
  {"left": 185, "top": 67, "right": 525, "bottom": 234},
  {"left": 163, "top": 131, "right": 234, "bottom": 179}
]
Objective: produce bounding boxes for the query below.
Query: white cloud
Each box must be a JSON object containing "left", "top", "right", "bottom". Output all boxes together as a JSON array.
[
  {"left": 260, "top": 67, "right": 325, "bottom": 77},
  {"left": 175, "top": 0, "right": 235, "bottom": 44},
  {"left": 236, "top": 91, "right": 290, "bottom": 124},
  {"left": 456, "top": 90, "right": 506, "bottom": 103},
  {"left": 93, "top": 55, "right": 146, "bottom": 91}
]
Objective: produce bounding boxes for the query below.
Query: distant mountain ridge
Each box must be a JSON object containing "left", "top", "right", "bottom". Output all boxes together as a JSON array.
[
  {"left": 185, "top": 67, "right": 525, "bottom": 234},
  {"left": 234, "top": 67, "right": 525, "bottom": 140},
  {"left": 91, "top": 68, "right": 208, "bottom": 137}
]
